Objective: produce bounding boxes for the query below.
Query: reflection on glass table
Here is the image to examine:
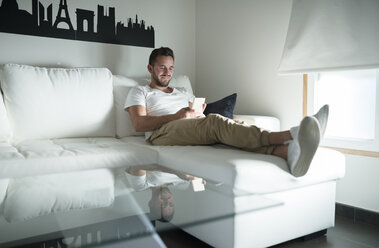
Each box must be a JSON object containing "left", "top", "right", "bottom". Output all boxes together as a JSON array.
[
  {"left": 0, "top": 165, "right": 282, "bottom": 248},
  {"left": 125, "top": 165, "right": 282, "bottom": 237},
  {"left": 125, "top": 164, "right": 207, "bottom": 224}
]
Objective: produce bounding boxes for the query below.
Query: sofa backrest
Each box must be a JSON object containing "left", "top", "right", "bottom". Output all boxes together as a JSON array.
[
  {"left": 113, "top": 74, "right": 193, "bottom": 138},
  {"left": 0, "top": 81, "right": 11, "bottom": 143},
  {"left": 113, "top": 75, "right": 144, "bottom": 138},
  {"left": 0, "top": 64, "right": 115, "bottom": 143},
  {"left": 169, "top": 75, "right": 194, "bottom": 95}
]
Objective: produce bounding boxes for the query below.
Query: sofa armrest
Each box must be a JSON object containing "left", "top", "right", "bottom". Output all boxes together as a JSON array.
[{"left": 233, "top": 114, "right": 280, "bottom": 131}]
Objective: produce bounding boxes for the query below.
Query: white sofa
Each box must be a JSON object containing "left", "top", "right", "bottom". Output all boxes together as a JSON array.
[{"left": 0, "top": 64, "right": 345, "bottom": 247}]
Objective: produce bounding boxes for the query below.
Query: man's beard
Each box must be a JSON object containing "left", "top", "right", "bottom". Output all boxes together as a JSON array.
[{"left": 152, "top": 73, "right": 171, "bottom": 87}]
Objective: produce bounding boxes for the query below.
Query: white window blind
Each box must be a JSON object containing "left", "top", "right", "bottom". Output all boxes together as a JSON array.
[{"left": 278, "top": 0, "right": 379, "bottom": 74}]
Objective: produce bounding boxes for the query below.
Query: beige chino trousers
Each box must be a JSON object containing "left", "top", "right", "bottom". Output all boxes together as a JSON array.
[{"left": 150, "top": 114, "right": 276, "bottom": 155}]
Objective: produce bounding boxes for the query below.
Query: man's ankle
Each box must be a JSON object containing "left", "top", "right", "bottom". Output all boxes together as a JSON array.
[{"left": 272, "top": 144, "right": 288, "bottom": 160}]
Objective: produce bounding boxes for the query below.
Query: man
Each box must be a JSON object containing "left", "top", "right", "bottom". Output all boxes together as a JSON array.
[
  {"left": 125, "top": 165, "right": 205, "bottom": 222},
  {"left": 125, "top": 165, "right": 189, "bottom": 222},
  {"left": 125, "top": 47, "right": 328, "bottom": 177}
]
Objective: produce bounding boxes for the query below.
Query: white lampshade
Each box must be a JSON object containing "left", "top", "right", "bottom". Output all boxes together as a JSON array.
[{"left": 278, "top": 0, "right": 379, "bottom": 74}]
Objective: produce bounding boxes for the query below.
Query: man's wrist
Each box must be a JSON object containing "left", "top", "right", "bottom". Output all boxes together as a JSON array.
[
  {"left": 169, "top": 112, "right": 180, "bottom": 121},
  {"left": 127, "top": 167, "right": 146, "bottom": 176}
]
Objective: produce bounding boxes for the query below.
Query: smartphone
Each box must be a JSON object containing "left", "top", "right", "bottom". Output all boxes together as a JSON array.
[
  {"left": 191, "top": 177, "right": 205, "bottom": 192},
  {"left": 192, "top": 97, "right": 205, "bottom": 114}
]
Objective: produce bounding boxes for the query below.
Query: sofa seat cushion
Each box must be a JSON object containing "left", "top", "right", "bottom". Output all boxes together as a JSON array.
[
  {"left": 0, "top": 142, "right": 24, "bottom": 160},
  {"left": 122, "top": 136, "right": 345, "bottom": 194},
  {"left": 0, "top": 178, "right": 9, "bottom": 208},
  {"left": 3, "top": 169, "right": 115, "bottom": 222},
  {"left": 0, "top": 138, "right": 158, "bottom": 179}
]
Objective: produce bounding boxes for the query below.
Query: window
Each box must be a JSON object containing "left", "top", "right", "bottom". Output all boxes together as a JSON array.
[{"left": 307, "top": 69, "right": 379, "bottom": 152}]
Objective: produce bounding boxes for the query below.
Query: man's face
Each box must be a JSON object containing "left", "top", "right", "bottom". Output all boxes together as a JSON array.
[
  {"left": 149, "top": 56, "right": 174, "bottom": 87},
  {"left": 149, "top": 187, "right": 174, "bottom": 220}
]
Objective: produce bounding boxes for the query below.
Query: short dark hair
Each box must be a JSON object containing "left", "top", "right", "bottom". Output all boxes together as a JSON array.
[
  {"left": 149, "top": 47, "right": 174, "bottom": 66},
  {"left": 149, "top": 208, "right": 175, "bottom": 223}
]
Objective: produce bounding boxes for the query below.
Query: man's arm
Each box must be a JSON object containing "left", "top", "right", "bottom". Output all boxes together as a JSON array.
[
  {"left": 127, "top": 165, "right": 197, "bottom": 181},
  {"left": 127, "top": 104, "right": 196, "bottom": 132}
]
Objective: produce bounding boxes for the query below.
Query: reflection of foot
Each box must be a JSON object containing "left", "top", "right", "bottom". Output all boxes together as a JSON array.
[
  {"left": 313, "top": 104, "right": 329, "bottom": 136},
  {"left": 287, "top": 116, "right": 321, "bottom": 177}
]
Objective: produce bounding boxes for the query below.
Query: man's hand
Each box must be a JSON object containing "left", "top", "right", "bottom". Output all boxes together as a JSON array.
[
  {"left": 175, "top": 107, "right": 197, "bottom": 119},
  {"left": 127, "top": 104, "right": 204, "bottom": 132},
  {"left": 176, "top": 102, "right": 208, "bottom": 119},
  {"left": 196, "top": 103, "right": 207, "bottom": 118}
]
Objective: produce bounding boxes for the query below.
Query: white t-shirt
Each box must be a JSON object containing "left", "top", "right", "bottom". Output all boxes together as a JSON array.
[
  {"left": 125, "top": 171, "right": 190, "bottom": 191},
  {"left": 124, "top": 85, "right": 195, "bottom": 139}
]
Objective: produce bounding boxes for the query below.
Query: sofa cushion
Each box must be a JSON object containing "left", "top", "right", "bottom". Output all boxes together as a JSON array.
[
  {"left": 0, "top": 64, "right": 115, "bottom": 142},
  {"left": 204, "top": 93, "right": 237, "bottom": 119},
  {"left": 113, "top": 75, "right": 145, "bottom": 138},
  {"left": 114, "top": 74, "right": 193, "bottom": 138},
  {"left": 233, "top": 115, "right": 281, "bottom": 131},
  {"left": 3, "top": 169, "right": 115, "bottom": 222},
  {"left": 160, "top": 146, "right": 345, "bottom": 194},
  {"left": 0, "top": 178, "right": 9, "bottom": 208},
  {"left": 0, "top": 137, "right": 159, "bottom": 179},
  {"left": 122, "top": 136, "right": 345, "bottom": 194},
  {"left": 0, "top": 84, "right": 11, "bottom": 143},
  {"left": 169, "top": 75, "right": 193, "bottom": 95}
]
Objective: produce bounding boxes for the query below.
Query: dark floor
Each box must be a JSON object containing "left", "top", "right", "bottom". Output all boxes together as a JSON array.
[{"left": 159, "top": 216, "right": 379, "bottom": 248}]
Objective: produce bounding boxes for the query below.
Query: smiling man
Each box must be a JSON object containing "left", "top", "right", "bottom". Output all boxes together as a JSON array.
[
  {"left": 124, "top": 47, "right": 328, "bottom": 177},
  {"left": 148, "top": 50, "right": 174, "bottom": 88}
]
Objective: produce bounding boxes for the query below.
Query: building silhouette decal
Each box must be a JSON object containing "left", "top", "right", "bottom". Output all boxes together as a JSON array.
[{"left": 0, "top": 0, "right": 155, "bottom": 48}]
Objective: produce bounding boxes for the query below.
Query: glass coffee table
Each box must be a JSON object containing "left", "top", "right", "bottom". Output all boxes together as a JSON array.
[{"left": 0, "top": 166, "right": 282, "bottom": 248}]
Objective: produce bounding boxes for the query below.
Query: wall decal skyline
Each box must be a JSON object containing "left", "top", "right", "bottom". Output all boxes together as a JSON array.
[{"left": 0, "top": 0, "right": 155, "bottom": 48}]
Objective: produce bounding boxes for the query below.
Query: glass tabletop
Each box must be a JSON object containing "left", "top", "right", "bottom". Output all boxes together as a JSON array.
[{"left": 0, "top": 165, "right": 281, "bottom": 248}]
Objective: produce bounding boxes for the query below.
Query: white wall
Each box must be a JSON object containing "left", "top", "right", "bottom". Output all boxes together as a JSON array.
[
  {"left": 196, "top": 0, "right": 379, "bottom": 212},
  {"left": 196, "top": 0, "right": 302, "bottom": 130},
  {"left": 0, "top": 0, "right": 196, "bottom": 83}
]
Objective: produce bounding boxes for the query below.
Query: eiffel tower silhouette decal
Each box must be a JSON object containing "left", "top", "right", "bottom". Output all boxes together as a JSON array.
[
  {"left": 53, "top": 0, "right": 74, "bottom": 31},
  {"left": 0, "top": 0, "right": 155, "bottom": 48}
]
